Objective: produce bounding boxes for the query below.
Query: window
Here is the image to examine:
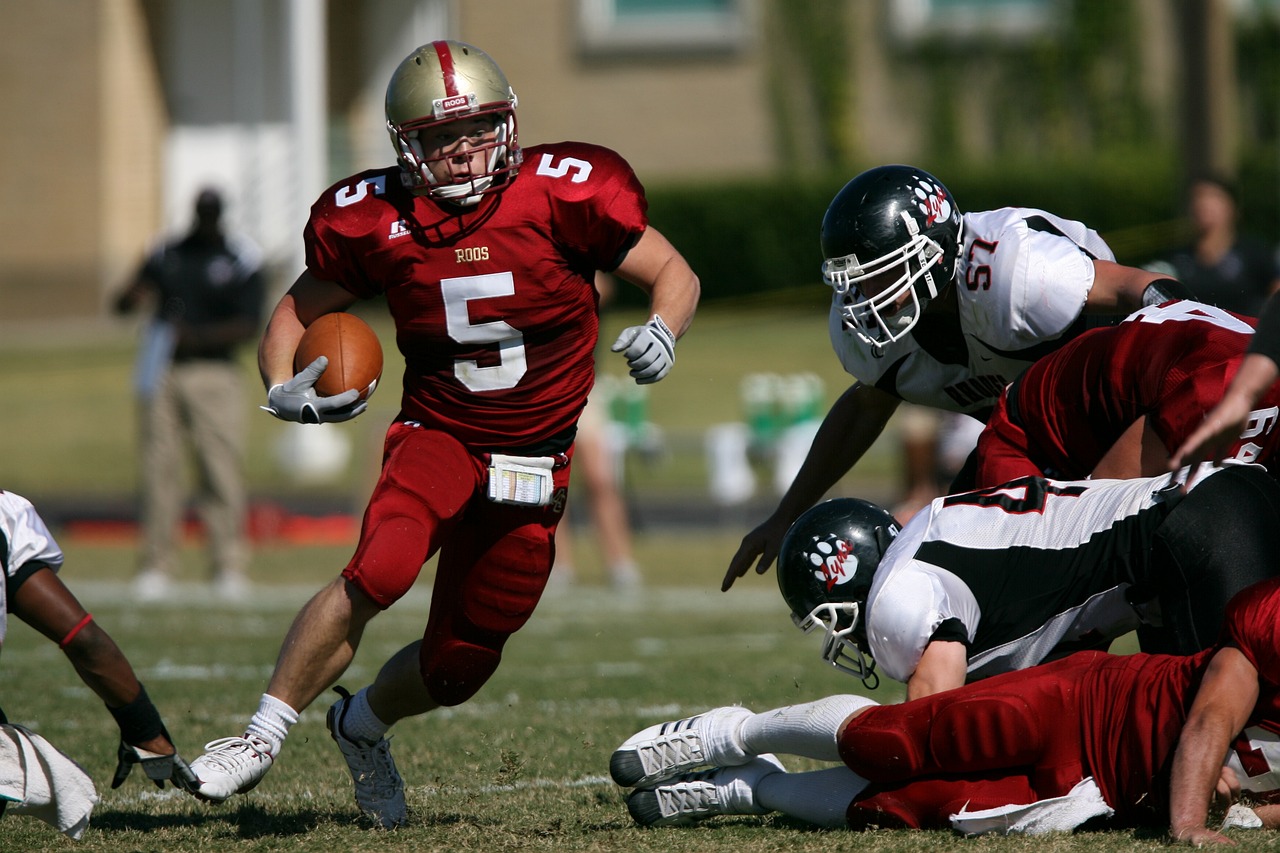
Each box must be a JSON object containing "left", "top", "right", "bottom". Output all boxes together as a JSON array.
[
  {"left": 891, "top": 0, "right": 1058, "bottom": 41},
  {"left": 578, "top": 0, "right": 751, "bottom": 55}
]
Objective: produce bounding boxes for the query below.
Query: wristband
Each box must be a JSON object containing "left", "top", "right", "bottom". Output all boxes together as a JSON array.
[
  {"left": 107, "top": 684, "right": 165, "bottom": 745},
  {"left": 1140, "top": 278, "right": 1194, "bottom": 307}
]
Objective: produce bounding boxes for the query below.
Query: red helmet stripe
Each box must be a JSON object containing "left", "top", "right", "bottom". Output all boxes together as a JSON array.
[{"left": 433, "top": 40, "right": 459, "bottom": 97}]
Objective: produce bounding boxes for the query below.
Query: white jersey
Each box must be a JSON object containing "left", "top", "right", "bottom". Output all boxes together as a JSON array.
[
  {"left": 829, "top": 207, "right": 1116, "bottom": 414},
  {"left": 0, "top": 490, "right": 64, "bottom": 647},
  {"left": 864, "top": 468, "right": 1224, "bottom": 685}
]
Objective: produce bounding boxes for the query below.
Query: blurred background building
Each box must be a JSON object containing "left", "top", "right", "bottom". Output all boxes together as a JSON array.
[{"left": 2, "top": 0, "right": 1277, "bottom": 325}]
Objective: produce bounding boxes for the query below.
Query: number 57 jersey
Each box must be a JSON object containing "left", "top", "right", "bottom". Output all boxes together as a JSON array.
[{"left": 304, "top": 141, "right": 649, "bottom": 451}]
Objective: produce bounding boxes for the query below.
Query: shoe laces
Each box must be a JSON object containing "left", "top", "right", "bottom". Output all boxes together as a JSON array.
[
  {"left": 655, "top": 771, "right": 720, "bottom": 816},
  {"left": 199, "top": 735, "right": 272, "bottom": 773},
  {"left": 638, "top": 719, "right": 706, "bottom": 776}
]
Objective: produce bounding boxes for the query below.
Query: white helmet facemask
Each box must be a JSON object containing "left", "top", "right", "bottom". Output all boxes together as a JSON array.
[
  {"left": 390, "top": 104, "right": 519, "bottom": 207},
  {"left": 793, "top": 601, "right": 879, "bottom": 689},
  {"left": 823, "top": 211, "right": 947, "bottom": 349}
]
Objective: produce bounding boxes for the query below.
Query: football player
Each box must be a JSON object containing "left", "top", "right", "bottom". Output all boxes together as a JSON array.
[
  {"left": 608, "top": 576, "right": 1280, "bottom": 843},
  {"left": 774, "top": 463, "right": 1280, "bottom": 700},
  {"left": 0, "top": 489, "right": 198, "bottom": 796},
  {"left": 187, "top": 40, "right": 700, "bottom": 828},
  {"left": 723, "top": 164, "right": 1190, "bottom": 592},
  {"left": 974, "top": 300, "right": 1280, "bottom": 487}
]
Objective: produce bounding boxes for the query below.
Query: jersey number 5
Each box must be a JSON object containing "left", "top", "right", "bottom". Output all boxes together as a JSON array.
[{"left": 442, "top": 273, "right": 527, "bottom": 392}]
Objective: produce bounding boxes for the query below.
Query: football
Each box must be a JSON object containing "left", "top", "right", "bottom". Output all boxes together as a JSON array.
[{"left": 293, "top": 312, "right": 384, "bottom": 400}]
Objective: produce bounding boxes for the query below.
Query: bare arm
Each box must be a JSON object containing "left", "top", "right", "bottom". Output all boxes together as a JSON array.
[
  {"left": 905, "top": 640, "right": 968, "bottom": 701},
  {"left": 1168, "top": 646, "right": 1259, "bottom": 845},
  {"left": 1084, "top": 259, "right": 1179, "bottom": 313},
  {"left": 10, "top": 568, "right": 174, "bottom": 756},
  {"left": 722, "top": 382, "right": 901, "bottom": 591},
  {"left": 611, "top": 225, "right": 700, "bottom": 340},
  {"left": 258, "top": 270, "right": 360, "bottom": 390}
]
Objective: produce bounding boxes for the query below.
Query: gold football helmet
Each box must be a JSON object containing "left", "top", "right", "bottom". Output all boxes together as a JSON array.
[{"left": 385, "top": 40, "right": 521, "bottom": 205}]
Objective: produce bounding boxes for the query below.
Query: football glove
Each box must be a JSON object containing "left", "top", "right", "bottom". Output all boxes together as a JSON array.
[
  {"left": 261, "top": 356, "right": 367, "bottom": 424},
  {"left": 611, "top": 315, "right": 676, "bottom": 384},
  {"left": 111, "top": 740, "right": 200, "bottom": 792}
]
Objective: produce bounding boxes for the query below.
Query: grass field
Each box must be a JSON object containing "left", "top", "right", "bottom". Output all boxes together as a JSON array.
[{"left": 2, "top": 304, "right": 1275, "bottom": 849}]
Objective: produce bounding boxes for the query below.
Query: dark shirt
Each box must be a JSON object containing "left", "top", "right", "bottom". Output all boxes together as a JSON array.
[{"left": 1161, "top": 236, "right": 1280, "bottom": 317}]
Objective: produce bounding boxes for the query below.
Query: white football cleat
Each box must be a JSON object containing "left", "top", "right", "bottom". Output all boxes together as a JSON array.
[
  {"left": 189, "top": 734, "right": 275, "bottom": 802},
  {"left": 610, "top": 706, "right": 752, "bottom": 787},
  {"left": 327, "top": 688, "right": 407, "bottom": 829},
  {"left": 626, "top": 754, "right": 786, "bottom": 827}
]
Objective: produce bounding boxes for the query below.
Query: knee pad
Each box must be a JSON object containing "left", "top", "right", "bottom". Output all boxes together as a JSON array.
[
  {"left": 929, "top": 694, "right": 1039, "bottom": 773},
  {"left": 421, "top": 637, "right": 502, "bottom": 707},
  {"left": 346, "top": 512, "right": 432, "bottom": 607}
]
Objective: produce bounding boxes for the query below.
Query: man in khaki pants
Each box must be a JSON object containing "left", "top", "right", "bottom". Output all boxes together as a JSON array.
[{"left": 115, "top": 187, "right": 265, "bottom": 601}]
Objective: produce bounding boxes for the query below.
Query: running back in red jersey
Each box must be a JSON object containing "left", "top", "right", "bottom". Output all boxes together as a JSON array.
[{"left": 294, "top": 312, "right": 384, "bottom": 400}]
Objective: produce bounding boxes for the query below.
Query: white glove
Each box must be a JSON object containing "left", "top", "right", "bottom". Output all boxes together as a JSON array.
[
  {"left": 611, "top": 315, "right": 676, "bottom": 384},
  {"left": 261, "top": 356, "right": 366, "bottom": 424}
]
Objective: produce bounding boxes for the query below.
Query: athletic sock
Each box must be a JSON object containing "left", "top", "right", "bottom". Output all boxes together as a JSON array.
[
  {"left": 757, "top": 765, "right": 869, "bottom": 828},
  {"left": 245, "top": 693, "right": 299, "bottom": 755},
  {"left": 739, "top": 694, "right": 878, "bottom": 761},
  {"left": 337, "top": 686, "right": 390, "bottom": 745}
]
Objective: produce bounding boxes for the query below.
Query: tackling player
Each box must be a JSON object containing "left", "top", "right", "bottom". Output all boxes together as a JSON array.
[
  {"left": 974, "top": 300, "right": 1280, "bottom": 487},
  {"left": 187, "top": 40, "right": 700, "bottom": 828},
  {"left": 771, "top": 464, "right": 1280, "bottom": 700},
  {"left": 723, "top": 164, "right": 1191, "bottom": 592}
]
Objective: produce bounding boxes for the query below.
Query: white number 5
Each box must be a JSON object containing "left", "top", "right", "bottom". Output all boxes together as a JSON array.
[{"left": 442, "top": 273, "right": 527, "bottom": 391}]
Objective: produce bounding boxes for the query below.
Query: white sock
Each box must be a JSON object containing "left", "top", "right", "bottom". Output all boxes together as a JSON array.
[
  {"left": 245, "top": 693, "right": 299, "bottom": 755},
  {"left": 739, "top": 695, "right": 878, "bottom": 762},
  {"left": 337, "top": 687, "right": 390, "bottom": 745},
  {"left": 757, "top": 766, "right": 869, "bottom": 828}
]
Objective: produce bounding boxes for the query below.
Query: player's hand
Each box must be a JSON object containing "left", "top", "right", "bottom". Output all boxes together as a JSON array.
[
  {"left": 261, "top": 356, "right": 366, "bottom": 424},
  {"left": 612, "top": 315, "right": 676, "bottom": 384},
  {"left": 1169, "top": 825, "right": 1235, "bottom": 846},
  {"left": 111, "top": 740, "right": 200, "bottom": 792},
  {"left": 1167, "top": 395, "right": 1250, "bottom": 474},
  {"left": 722, "top": 515, "right": 790, "bottom": 591}
]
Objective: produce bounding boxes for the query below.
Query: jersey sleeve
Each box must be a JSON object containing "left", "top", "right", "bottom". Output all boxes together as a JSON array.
[
  {"left": 962, "top": 210, "right": 1103, "bottom": 350},
  {"left": 0, "top": 490, "right": 65, "bottom": 580},
  {"left": 535, "top": 143, "right": 649, "bottom": 271},
  {"left": 866, "top": 562, "right": 981, "bottom": 683},
  {"left": 1224, "top": 577, "right": 1280, "bottom": 683},
  {"left": 303, "top": 173, "right": 396, "bottom": 299}
]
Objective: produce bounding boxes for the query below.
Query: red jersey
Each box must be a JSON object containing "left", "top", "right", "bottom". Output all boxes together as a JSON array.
[
  {"left": 976, "top": 301, "right": 1280, "bottom": 485},
  {"left": 304, "top": 142, "right": 648, "bottom": 450}
]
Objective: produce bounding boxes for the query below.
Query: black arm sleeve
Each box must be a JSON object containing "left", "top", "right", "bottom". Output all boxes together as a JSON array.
[{"left": 1248, "top": 295, "right": 1280, "bottom": 365}]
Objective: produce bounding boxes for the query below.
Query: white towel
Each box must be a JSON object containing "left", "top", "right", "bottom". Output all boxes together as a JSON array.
[
  {"left": 949, "top": 776, "right": 1114, "bottom": 836},
  {"left": 0, "top": 723, "right": 99, "bottom": 840}
]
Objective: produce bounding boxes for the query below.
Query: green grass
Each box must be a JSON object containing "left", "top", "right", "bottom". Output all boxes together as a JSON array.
[
  {"left": 3, "top": 305, "right": 1272, "bottom": 848},
  {"left": 2, "top": 540, "right": 1267, "bottom": 851}
]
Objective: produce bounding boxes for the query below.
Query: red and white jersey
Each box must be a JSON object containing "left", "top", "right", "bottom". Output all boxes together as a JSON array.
[
  {"left": 977, "top": 300, "right": 1276, "bottom": 485},
  {"left": 865, "top": 468, "right": 1225, "bottom": 684},
  {"left": 829, "top": 207, "right": 1114, "bottom": 414},
  {"left": 0, "top": 490, "right": 64, "bottom": 646},
  {"left": 305, "top": 142, "right": 648, "bottom": 450}
]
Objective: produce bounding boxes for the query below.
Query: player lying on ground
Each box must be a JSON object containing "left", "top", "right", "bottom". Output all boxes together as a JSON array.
[
  {"left": 610, "top": 576, "right": 1280, "bottom": 844},
  {"left": 774, "top": 463, "right": 1280, "bottom": 699}
]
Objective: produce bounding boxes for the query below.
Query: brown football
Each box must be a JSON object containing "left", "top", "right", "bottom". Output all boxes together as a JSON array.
[{"left": 293, "top": 313, "right": 384, "bottom": 400}]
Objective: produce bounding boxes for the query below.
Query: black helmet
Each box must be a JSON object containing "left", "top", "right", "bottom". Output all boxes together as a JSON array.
[
  {"left": 820, "top": 165, "right": 963, "bottom": 350},
  {"left": 778, "top": 497, "right": 900, "bottom": 686}
]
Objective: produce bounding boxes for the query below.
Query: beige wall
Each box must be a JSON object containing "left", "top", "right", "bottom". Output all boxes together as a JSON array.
[
  {"left": 456, "top": 1, "right": 775, "bottom": 182},
  {"left": 0, "top": 0, "right": 163, "bottom": 324}
]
